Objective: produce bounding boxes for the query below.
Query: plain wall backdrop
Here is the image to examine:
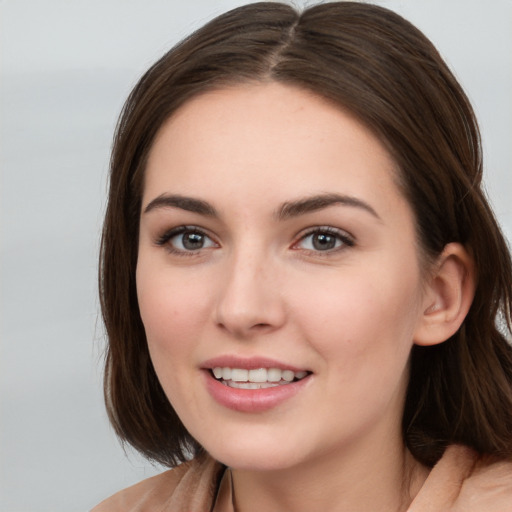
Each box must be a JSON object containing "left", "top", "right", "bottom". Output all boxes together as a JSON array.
[{"left": 1, "top": 1, "right": 511, "bottom": 510}]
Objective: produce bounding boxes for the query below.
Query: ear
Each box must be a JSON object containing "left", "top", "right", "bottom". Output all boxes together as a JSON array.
[{"left": 414, "top": 242, "right": 476, "bottom": 347}]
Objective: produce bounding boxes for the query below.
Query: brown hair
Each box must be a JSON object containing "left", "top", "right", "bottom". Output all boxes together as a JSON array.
[{"left": 99, "top": 1, "right": 512, "bottom": 467}]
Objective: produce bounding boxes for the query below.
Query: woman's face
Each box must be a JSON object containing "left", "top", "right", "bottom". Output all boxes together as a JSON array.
[{"left": 136, "top": 83, "right": 428, "bottom": 471}]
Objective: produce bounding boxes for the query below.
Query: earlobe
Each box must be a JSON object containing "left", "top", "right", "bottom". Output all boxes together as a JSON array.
[{"left": 414, "top": 243, "right": 476, "bottom": 347}]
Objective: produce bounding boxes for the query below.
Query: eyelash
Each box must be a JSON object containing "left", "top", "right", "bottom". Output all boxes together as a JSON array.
[
  {"left": 155, "top": 226, "right": 218, "bottom": 256},
  {"left": 155, "top": 225, "right": 355, "bottom": 256},
  {"left": 293, "top": 226, "right": 355, "bottom": 254}
]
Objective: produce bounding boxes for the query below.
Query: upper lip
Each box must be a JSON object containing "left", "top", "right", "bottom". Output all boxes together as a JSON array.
[{"left": 201, "top": 355, "right": 309, "bottom": 373}]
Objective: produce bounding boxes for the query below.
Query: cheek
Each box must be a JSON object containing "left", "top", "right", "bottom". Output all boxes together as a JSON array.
[
  {"left": 288, "top": 262, "right": 423, "bottom": 364},
  {"left": 136, "top": 261, "right": 213, "bottom": 360},
  {"left": 135, "top": 261, "right": 216, "bottom": 417}
]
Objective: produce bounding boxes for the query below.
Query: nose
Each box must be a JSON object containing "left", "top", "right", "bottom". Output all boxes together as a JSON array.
[{"left": 214, "top": 250, "right": 286, "bottom": 339}]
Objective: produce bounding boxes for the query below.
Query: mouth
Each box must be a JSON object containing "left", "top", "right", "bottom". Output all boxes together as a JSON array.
[
  {"left": 209, "top": 367, "right": 311, "bottom": 389},
  {"left": 201, "top": 356, "right": 313, "bottom": 412}
]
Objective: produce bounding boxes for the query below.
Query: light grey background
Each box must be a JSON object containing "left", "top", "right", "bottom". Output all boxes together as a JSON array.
[{"left": 1, "top": 1, "right": 510, "bottom": 510}]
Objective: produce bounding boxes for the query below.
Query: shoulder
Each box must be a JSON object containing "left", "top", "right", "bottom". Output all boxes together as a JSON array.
[
  {"left": 458, "top": 449, "right": 512, "bottom": 511},
  {"left": 91, "top": 455, "right": 225, "bottom": 512},
  {"left": 410, "top": 445, "right": 512, "bottom": 511}
]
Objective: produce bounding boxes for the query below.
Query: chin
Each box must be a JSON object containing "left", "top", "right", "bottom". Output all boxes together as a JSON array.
[
  {"left": 201, "top": 432, "right": 309, "bottom": 472},
  {"left": 213, "top": 449, "right": 300, "bottom": 472}
]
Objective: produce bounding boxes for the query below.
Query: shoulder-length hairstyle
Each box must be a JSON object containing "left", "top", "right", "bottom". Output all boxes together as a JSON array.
[{"left": 100, "top": 1, "right": 512, "bottom": 467}]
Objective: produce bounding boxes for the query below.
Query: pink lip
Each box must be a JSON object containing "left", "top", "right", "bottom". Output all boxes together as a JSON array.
[
  {"left": 200, "top": 356, "right": 312, "bottom": 413},
  {"left": 203, "top": 371, "right": 311, "bottom": 413},
  {"left": 201, "top": 355, "right": 307, "bottom": 372}
]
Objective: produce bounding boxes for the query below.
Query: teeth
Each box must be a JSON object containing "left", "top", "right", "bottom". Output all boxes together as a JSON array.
[
  {"left": 227, "top": 381, "right": 281, "bottom": 389},
  {"left": 267, "top": 368, "right": 282, "bottom": 382},
  {"left": 211, "top": 367, "right": 309, "bottom": 384},
  {"left": 248, "top": 368, "right": 267, "bottom": 382},
  {"left": 282, "top": 370, "right": 294, "bottom": 382},
  {"left": 231, "top": 368, "right": 249, "bottom": 382}
]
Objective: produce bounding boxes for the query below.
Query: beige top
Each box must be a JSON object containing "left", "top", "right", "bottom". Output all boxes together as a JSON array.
[{"left": 92, "top": 445, "right": 512, "bottom": 511}]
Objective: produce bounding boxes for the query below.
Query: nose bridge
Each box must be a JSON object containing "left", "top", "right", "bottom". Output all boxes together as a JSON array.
[{"left": 215, "top": 242, "right": 284, "bottom": 336}]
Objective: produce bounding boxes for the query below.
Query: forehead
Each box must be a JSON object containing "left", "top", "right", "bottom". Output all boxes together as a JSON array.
[{"left": 143, "top": 82, "right": 404, "bottom": 215}]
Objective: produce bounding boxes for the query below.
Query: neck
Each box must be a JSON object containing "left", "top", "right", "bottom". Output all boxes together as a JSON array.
[{"left": 230, "top": 437, "right": 429, "bottom": 512}]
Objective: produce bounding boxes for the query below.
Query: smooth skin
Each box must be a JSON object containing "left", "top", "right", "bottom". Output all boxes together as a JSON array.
[{"left": 136, "top": 83, "right": 474, "bottom": 512}]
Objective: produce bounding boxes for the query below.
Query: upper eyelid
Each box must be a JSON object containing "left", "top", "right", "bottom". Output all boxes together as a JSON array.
[
  {"left": 153, "top": 224, "right": 355, "bottom": 248},
  {"left": 295, "top": 225, "right": 355, "bottom": 241},
  {"left": 155, "top": 225, "right": 217, "bottom": 245},
  {"left": 291, "top": 226, "right": 356, "bottom": 252}
]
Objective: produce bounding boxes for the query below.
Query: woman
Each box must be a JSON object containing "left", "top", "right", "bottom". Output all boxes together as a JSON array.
[{"left": 93, "top": 2, "right": 512, "bottom": 510}]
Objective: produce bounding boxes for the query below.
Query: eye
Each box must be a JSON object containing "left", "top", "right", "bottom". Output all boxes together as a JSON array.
[
  {"left": 156, "top": 226, "right": 218, "bottom": 253},
  {"left": 294, "top": 227, "right": 354, "bottom": 252}
]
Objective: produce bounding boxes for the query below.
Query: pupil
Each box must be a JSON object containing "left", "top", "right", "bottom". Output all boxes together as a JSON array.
[
  {"left": 313, "top": 233, "right": 335, "bottom": 250},
  {"left": 183, "top": 232, "right": 204, "bottom": 250}
]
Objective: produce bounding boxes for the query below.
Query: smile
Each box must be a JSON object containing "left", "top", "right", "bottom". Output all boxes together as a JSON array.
[
  {"left": 202, "top": 359, "right": 313, "bottom": 412},
  {"left": 211, "top": 367, "right": 309, "bottom": 389}
]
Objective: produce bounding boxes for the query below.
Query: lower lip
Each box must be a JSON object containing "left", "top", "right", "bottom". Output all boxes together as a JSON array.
[{"left": 203, "top": 371, "right": 311, "bottom": 413}]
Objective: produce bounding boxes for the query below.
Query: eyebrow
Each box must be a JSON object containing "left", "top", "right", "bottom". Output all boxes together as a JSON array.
[
  {"left": 143, "top": 192, "right": 380, "bottom": 221},
  {"left": 143, "top": 194, "right": 218, "bottom": 216},
  {"left": 276, "top": 193, "right": 381, "bottom": 221}
]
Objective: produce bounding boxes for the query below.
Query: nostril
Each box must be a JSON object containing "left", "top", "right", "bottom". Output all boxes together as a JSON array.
[{"left": 250, "top": 322, "right": 273, "bottom": 332}]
